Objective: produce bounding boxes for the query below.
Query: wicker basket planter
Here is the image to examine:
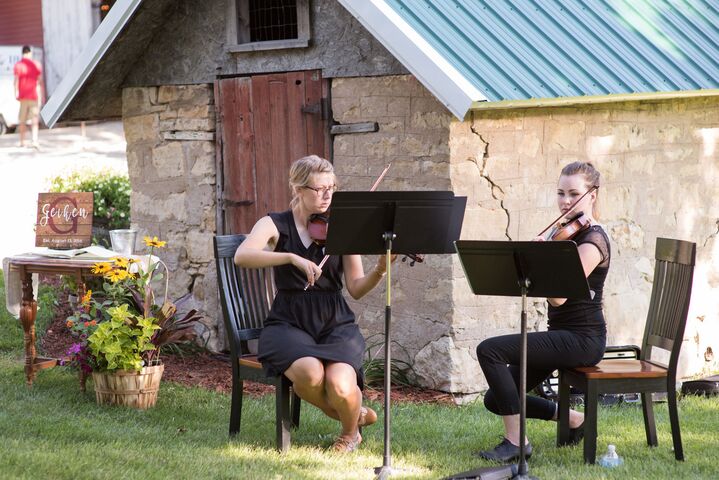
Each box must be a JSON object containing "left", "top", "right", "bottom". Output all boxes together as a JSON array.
[{"left": 92, "top": 364, "right": 164, "bottom": 409}]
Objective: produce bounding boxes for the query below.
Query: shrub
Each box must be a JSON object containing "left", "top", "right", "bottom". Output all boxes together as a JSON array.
[{"left": 48, "top": 170, "right": 131, "bottom": 231}]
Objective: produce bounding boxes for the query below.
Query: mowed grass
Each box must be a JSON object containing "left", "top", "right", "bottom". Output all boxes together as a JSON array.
[{"left": 1, "top": 271, "right": 718, "bottom": 479}]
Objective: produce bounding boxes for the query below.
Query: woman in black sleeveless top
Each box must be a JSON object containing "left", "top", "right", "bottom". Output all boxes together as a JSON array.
[
  {"left": 475, "top": 162, "right": 610, "bottom": 462},
  {"left": 234, "top": 155, "right": 392, "bottom": 452}
]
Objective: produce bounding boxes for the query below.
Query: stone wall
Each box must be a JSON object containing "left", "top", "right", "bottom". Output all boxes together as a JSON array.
[
  {"left": 333, "top": 75, "right": 719, "bottom": 396},
  {"left": 330, "top": 75, "right": 466, "bottom": 391},
  {"left": 125, "top": 0, "right": 407, "bottom": 86},
  {"left": 122, "top": 84, "right": 223, "bottom": 351},
  {"left": 121, "top": 76, "right": 719, "bottom": 394},
  {"left": 450, "top": 97, "right": 719, "bottom": 393}
]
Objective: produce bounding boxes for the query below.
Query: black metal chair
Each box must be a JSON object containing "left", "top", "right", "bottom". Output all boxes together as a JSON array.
[
  {"left": 557, "top": 237, "right": 696, "bottom": 463},
  {"left": 214, "top": 234, "right": 301, "bottom": 452}
]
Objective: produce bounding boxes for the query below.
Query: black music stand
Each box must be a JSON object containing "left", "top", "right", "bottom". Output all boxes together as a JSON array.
[
  {"left": 449, "top": 240, "right": 591, "bottom": 480},
  {"left": 326, "top": 191, "right": 466, "bottom": 479}
]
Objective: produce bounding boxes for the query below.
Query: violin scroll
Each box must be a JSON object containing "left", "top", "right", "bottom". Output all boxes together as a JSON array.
[{"left": 401, "top": 254, "right": 424, "bottom": 267}]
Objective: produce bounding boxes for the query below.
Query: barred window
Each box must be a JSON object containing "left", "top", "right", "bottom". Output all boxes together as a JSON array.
[
  {"left": 249, "top": 0, "right": 298, "bottom": 42},
  {"left": 228, "top": 0, "right": 310, "bottom": 52}
]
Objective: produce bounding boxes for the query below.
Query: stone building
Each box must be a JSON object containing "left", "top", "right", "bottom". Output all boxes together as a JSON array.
[{"left": 42, "top": 0, "right": 719, "bottom": 397}]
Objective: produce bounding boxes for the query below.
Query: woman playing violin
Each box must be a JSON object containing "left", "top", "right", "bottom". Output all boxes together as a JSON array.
[
  {"left": 234, "top": 155, "right": 394, "bottom": 452},
  {"left": 475, "top": 161, "right": 610, "bottom": 462}
]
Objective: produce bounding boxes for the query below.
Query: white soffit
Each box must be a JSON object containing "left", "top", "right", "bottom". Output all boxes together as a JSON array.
[{"left": 337, "top": 0, "right": 486, "bottom": 120}]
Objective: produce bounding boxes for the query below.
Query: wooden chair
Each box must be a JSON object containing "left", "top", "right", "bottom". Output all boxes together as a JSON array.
[
  {"left": 557, "top": 237, "right": 696, "bottom": 463},
  {"left": 214, "top": 234, "right": 301, "bottom": 452}
]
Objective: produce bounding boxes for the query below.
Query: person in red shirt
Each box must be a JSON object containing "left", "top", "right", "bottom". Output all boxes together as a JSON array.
[{"left": 13, "top": 45, "right": 43, "bottom": 148}]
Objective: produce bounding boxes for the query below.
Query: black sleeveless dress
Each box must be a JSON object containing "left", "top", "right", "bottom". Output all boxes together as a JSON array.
[
  {"left": 548, "top": 225, "right": 611, "bottom": 337},
  {"left": 257, "top": 210, "right": 365, "bottom": 387}
]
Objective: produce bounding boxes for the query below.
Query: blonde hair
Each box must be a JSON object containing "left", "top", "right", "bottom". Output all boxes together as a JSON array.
[
  {"left": 289, "top": 155, "right": 336, "bottom": 208},
  {"left": 560, "top": 161, "right": 601, "bottom": 219}
]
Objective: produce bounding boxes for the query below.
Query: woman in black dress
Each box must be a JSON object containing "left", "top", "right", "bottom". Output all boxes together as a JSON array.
[
  {"left": 234, "top": 155, "right": 392, "bottom": 452},
  {"left": 476, "top": 162, "right": 610, "bottom": 462}
]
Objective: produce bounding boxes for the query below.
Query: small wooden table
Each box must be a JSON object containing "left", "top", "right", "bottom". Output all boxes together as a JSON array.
[{"left": 6, "top": 255, "right": 98, "bottom": 387}]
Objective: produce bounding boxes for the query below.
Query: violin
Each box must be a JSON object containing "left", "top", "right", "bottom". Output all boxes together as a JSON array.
[
  {"left": 548, "top": 211, "right": 591, "bottom": 241},
  {"left": 536, "top": 185, "right": 597, "bottom": 241},
  {"left": 303, "top": 164, "right": 423, "bottom": 290},
  {"left": 307, "top": 212, "right": 330, "bottom": 245},
  {"left": 307, "top": 212, "right": 423, "bottom": 265}
]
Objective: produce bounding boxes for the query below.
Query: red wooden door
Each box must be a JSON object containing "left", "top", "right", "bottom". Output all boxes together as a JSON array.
[{"left": 216, "top": 70, "right": 329, "bottom": 234}]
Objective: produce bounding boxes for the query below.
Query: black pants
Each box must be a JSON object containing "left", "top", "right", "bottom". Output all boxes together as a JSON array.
[{"left": 477, "top": 330, "right": 606, "bottom": 419}]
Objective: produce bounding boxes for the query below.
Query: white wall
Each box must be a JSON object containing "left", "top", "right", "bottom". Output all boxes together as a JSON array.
[{"left": 42, "top": 0, "right": 94, "bottom": 96}]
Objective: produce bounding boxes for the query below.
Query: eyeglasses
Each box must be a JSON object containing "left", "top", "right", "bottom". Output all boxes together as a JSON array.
[{"left": 303, "top": 185, "right": 337, "bottom": 196}]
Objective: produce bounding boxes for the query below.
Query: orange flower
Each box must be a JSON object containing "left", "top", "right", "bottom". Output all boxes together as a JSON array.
[
  {"left": 84, "top": 321, "right": 90, "bottom": 327},
  {"left": 90, "top": 320, "right": 97, "bottom": 326},
  {"left": 66, "top": 320, "right": 74, "bottom": 328},
  {"left": 80, "top": 290, "right": 92, "bottom": 308}
]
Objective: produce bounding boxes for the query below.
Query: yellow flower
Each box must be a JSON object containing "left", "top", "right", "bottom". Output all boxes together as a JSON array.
[
  {"left": 80, "top": 290, "right": 92, "bottom": 308},
  {"left": 91, "top": 262, "right": 112, "bottom": 275},
  {"left": 110, "top": 257, "right": 130, "bottom": 269},
  {"left": 105, "top": 268, "right": 130, "bottom": 283},
  {"left": 143, "top": 236, "right": 167, "bottom": 248}
]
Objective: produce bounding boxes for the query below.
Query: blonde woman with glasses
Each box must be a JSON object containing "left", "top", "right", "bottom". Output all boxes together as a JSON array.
[{"left": 235, "top": 155, "right": 394, "bottom": 452}]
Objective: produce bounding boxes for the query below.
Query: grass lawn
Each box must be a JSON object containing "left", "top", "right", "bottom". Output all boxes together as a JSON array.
[{"left": 1, "top": 271, "right": 718, "bottom": 479}]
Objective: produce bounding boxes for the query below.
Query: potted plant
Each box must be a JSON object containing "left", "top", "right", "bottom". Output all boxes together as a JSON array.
[
  {"left": 88, "top": 303, "right": 163, "bottom": 409},
  {"left": 62, "top": 236, "right": 203, "bottom": 409}
]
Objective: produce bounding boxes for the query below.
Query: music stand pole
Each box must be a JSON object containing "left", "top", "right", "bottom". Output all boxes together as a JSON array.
[
  {"left": 517, "top": 278, "right": 531, "bottom": 478},
  {"left": 323, "top": 190, "right": 466, "bottom": 479},
  {"left": 377, "top": 232, "right": 395, "bottom": 479}
]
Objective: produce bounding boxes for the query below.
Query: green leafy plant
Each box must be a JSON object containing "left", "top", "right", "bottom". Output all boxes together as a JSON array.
[
  {"left": 48, "top": 170, "right": 131, "bottom": 237},
  {"left": 362, "top": 333, "right": 415, "bottom": 387},
  {"left": 87, "top": 304, "right": 160, "bottom": 372},
  {"left": 63, "top": 236, "right": 204, "bottom": 375}
]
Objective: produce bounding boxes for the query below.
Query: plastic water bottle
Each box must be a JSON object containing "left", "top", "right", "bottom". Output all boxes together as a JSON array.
[{"left": 597, "top": 444, "right": 624, "bottom": 467}]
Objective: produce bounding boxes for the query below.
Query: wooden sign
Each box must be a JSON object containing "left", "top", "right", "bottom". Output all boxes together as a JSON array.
[{"left": 35, "top": 192, "right": 94, "bottom": 249}]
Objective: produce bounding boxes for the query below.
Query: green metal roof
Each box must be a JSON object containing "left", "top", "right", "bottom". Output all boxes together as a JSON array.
[{"left": 340, "top": 0, "right": 719, "bottom": 117}]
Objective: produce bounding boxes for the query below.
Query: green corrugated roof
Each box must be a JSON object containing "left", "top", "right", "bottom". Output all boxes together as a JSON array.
[{"left": 340, "top": 0, "right": 719, "bottom": 117}]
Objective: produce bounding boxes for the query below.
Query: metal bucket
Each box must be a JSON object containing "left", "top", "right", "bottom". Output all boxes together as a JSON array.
[{"left": 109, "top": 229, "right": 137, "bottom": 255}]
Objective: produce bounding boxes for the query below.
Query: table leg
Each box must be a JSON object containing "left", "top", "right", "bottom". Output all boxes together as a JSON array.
[{"left": 19, "top": 271, "right": 38, "bottom": 387}]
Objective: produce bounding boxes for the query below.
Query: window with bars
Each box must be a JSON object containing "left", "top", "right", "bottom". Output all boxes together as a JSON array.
[{"left": 227, "top": 0, "right": 310, "bottom": 52}]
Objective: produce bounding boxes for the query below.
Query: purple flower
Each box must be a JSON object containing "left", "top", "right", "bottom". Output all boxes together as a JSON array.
[{"left": 67, "top": 343, "right": 84, "bottom": 355}]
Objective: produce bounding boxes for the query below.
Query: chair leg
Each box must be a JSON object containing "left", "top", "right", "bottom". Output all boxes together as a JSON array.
[
  {"left": 583, "top": 381, "right": 598, "bottom": 464},
  {"left": 667, "top": 386, "right": 684, "bottom": 460},
  {"left": 291, "top": 389, "right": 301, "bottom": 430},
  {"left": 276, "top": 376, "right": 292, "bottom": 452},
  {"left": 229, "top": 375, "right": 243, "bottom": 437},
  {"left": 641, "top": 392, "right": 658, "bottom": 447},
  {"left": 557, "top": 372, "right": 571, "bottom": 446}
]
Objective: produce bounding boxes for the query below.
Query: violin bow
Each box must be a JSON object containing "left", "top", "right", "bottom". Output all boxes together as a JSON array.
[
  {"left": 536, "top": 185, "right": 598, "bottom": 239},
  {"left": 304, "top": 163, "right": 392, "bottom": 290}
]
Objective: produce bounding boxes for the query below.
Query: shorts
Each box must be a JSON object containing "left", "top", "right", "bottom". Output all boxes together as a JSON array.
[{"left": 19, "top": 100, "right": 39, "bottom": 123}]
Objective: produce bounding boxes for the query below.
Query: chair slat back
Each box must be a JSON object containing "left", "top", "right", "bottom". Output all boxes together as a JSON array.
[
  {"left": 214, "top": 234, "right": 276, "bottom": 356},
  {"left": 641, "top": 238, "right": 696, "bottom": 372}
]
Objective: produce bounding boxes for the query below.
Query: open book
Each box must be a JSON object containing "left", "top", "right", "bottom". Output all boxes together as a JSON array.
[{"left": 29, "top": 246, "right": 118, "bottom": 259}]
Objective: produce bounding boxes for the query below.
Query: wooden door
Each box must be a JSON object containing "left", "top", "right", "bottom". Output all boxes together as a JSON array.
[{"left": 216, "top": 70, "right": 330, "bottom": 234}]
